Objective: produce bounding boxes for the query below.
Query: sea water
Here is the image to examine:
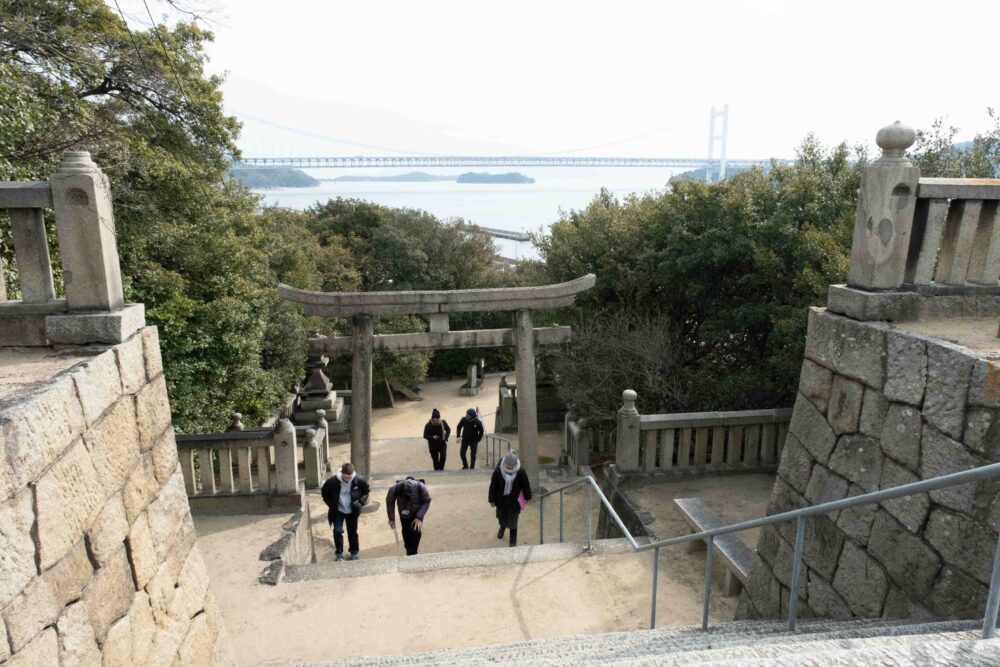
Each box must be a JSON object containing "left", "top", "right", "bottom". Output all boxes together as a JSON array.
[{"left": 255, "top": 166, "right": 685, "bottom": 259}]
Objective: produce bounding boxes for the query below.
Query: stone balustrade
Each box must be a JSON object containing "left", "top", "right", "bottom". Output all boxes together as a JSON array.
[
  {"left": 832, "top": 121, "right": 1000, "bottom": 322},
  {"left": 0, "top": 151, "right": 144, "bottom": 345}
]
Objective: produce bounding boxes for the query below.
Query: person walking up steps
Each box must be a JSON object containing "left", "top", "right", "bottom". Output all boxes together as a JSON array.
[
  {"left": 489, "top": 450, "right": 532, "bottom": 547},
  {"left": 422, "top": 408, "right": 450, "bottom": 470},
  {"left": 387, "top": 477, "right": 432, "bottom": 555},
  {"left": 320, "top": 463, "right": 370, "bottom": 561},
  {"left": 456, "top": 407, "right": 485, "bottom": 469}
]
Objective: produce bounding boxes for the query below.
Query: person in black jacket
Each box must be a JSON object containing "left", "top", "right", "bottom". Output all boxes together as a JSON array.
[
  {"left": 422, "top": 408, "right": 450, "bottom": 470},
  {"left": 488, "top": 450, "right": 532, "bottom": 547},
  {"left": 386, "top": 477, "right": 432, "bottom": 555},
  {"left": 456, "top": 408, "right": 485, "bottom": 470},
  {"left": 320, "top": 463, "right": 370, "bottom": 561}
]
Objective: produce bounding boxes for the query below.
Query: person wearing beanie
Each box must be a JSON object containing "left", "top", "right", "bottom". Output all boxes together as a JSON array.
[
  {"left": 422, "top": 408, "right": 451, "bottom": 470},
  {"left": 320, "top": 462, "right": 370, "bottom": 561},
  {"left": 488, "top": 450, "right": 532, "bottom": 546},
  {"left": 456, "top": 407, "right": 485, "bottom": 470},
  {"left": 386, "top": 477, "right": 432, "bottom": 555}
]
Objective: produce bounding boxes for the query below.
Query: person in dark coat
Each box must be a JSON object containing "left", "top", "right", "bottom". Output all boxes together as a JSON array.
[
  {"left": 422, "top": 408, "right": 450, "bottom": 470},
  {"left": 386, "top": 477, "right": 432, "bottom": 555},
  {"left": 488, "top": 450, "right": 532, "bottom": 547},
  {"left": 456, "top": 408, "right": 485, "bottom": 469},
  {"left": 320, "top": 463, "right": 370, "bottom": 561}
]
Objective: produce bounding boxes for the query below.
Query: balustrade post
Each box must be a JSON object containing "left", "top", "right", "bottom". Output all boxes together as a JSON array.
[
  {"left": 616, "top": 389, "right": 641, "bottom": 471},
  {"left": 303, "top": 427, "right": 322, "bottom": 489},
  {"left": 274, "top": 418, "right": 300, "bottom": 494},
  {"left": 846, "top": 121, "right": 919, "bottom": 290}
]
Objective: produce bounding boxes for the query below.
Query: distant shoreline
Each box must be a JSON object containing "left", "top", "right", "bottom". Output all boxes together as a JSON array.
[{"left": 322, "top": 171, "right": 536, "bottom": 184}]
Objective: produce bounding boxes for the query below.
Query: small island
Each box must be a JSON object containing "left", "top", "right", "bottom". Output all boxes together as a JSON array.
[
  {"left": 456, "top": 172, "right": 535, "bottom": 184},
  {"left": 227, "top": 167, "right": 319, "bottom": 189}
]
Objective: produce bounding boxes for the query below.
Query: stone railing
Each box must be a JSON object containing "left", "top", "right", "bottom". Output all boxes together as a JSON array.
[
  {"left": 0, "top": 151, "right": 145, "bottom": 345},
  {"left": 831, "top": 121, "right": 1000, "bottom": 321},
  {"left": 566, "top": 390, "right": 792, "bottom": 473}
]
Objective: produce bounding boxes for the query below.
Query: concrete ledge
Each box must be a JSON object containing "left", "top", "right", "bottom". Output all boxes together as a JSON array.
[
  {"left": 188, "top": 489, "right": 304, "bottom": 514},
  {"left": 828, "top": 285, "right": 920, "bottom": 322},
  {"left": 46, "top": 303, "right": 145, "bottom": 344},
  {"left": 0, "top": 314, "right": 49, "bottom": 346}
]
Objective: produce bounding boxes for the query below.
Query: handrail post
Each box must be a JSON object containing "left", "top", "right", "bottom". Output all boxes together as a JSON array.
[
  {"left": 650, "top": 546, "right": 660, "bottom": 629},
  {"left": 586, "top": 481, "right": 593, "bottom": 551},
  {"left": 539, "top": 495, "right": 545, "bottom": 545},
  {"left": 788, "top": 515, "right": 806, "bottom": 631},
  {"left": 559, "top": 489, "right": 564, "bottom": 543},
  {"left": 702, "top": 535, "right": 714, "bottom": 631},
  {"left": 983, "top": 532, "right": 1000, "bottom": 639}
]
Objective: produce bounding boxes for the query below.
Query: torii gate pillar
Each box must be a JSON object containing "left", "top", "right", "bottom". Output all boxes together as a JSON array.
[
  {"left": 351, "top": 315, "right": 373, "bottom": 478},
  {"left": 514, "top": 309, "right": 540, "bottom": 490}
]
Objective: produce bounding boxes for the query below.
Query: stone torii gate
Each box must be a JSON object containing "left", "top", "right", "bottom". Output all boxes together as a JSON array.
[{"left": 278, "top": 274, "right": 596, "bottom": 488}]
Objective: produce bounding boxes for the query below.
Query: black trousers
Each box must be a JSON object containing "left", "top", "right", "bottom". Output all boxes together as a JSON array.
[
  {"left": 401, "top": 517, "right": 423, "bottom": 555},
  {"left": 460, "top": 441, "right": 479, "bottom": 469},
  {"left": 331, "top": 511, "right": 359, "bottom": 554},
  {"left": 429, "top": 442, "right": 447, "bottom": 470}
]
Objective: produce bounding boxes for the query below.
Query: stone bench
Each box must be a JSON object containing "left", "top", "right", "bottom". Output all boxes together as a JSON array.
[{"left": 673, "top": 497, "right": 753, "bottom": 596}]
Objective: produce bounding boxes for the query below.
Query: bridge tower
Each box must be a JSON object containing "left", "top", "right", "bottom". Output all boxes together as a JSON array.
[{"left": 706, "top": 104, "right": 729, "bottom": 183}]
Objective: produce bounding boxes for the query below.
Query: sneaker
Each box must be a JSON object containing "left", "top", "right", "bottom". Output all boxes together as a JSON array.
[
  {"left": 335, "top": 554, "right": 345, "bottom": 562},
  {"left": 508, "top": 543, "right": 517, "bottom": 548},
  {"left": 497, "top": 527, "right": 505, "bottom": 539},
  {"left": 347, "top": 553, "right": 359, "bottom": 561}
]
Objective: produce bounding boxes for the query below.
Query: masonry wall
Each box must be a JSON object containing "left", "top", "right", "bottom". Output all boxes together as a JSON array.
[
  {"left": 736, "top": 307, "right": 1000, "bottom": 622},
  {"left": 0, "top": 327, "right": 234, "bottom": 666}
]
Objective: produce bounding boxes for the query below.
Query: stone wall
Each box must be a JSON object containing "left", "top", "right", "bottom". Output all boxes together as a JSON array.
[
  {"left": 737, "top": 307, "right": 1000, "bottom": 622},
  {"left": 0, "top": 327, "right": 234, "bottom": 666}
]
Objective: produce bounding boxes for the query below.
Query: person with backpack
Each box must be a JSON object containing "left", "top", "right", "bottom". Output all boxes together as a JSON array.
[
  {"left": 422, "top": 408, "right": 450, "bottom": 470},
  {"left": 320, "top": 463, "right": 370, "bottom": 561},
  {"left": 488, "top": 450, "right": 532, "bottom": 547},
  {"left": 456, "top": 407, "right": 485, "bottom": 470},
  {"left": 386, "top": 477, "right": 432, "bottom": 556}
]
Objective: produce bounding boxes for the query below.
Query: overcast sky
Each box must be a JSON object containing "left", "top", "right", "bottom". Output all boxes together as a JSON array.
[{"left": 123, "top": 0, "right": 999, "bottom": 159}]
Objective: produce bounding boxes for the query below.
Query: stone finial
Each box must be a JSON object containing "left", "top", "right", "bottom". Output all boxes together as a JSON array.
[
  {"left": 55, "top": 151, "right": 101, "bottom": 175},
  {"left": 275, "top": 417, "right": 294, "bottom": 434},
  {"left": 228, "top": 412, "right": 244, "bottom": 432},
  {"left": 315, "top": 408, "right": 327, "bottom": 424},
  {"left": 305, "top": 427, "right": 317, "bottom": 444},
  {"left": 875, "top": 121, "right": 916, "bottom": 164},
  {"left": 621, "top": 389, "right": 638, "bottom": 415}
]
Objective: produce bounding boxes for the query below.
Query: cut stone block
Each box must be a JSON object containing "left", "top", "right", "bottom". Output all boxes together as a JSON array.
[
  {"left": 82, "top": 547, "right": 135, "bottom": 643},
  {"left": 83, "top": 398, "right": 140, "bottom": 494},
  {"left": 68, "top": 349, "right": 121, "bottom": 427},
  {"left": 925, "top": 565, "right": 990, "bottom": 618},
  {"left": 884, "top": 331, "right": 927, "bottom": 406},
  {"left": 0, "top": 490, "right": 37, "bottom": 609},
  {"left": 88, "top": 493, "right": 129, "bottom": 566},
  {"left": 2, "top": 577, "right": 61, "bottom": 652},
  {"left": 798, "top": 359, "right": 833, "bottom": 415},
  {"left": 867, "top": 511, "right": 941, "bottom": 601},
  {"left": 827, "top": 375, "right": 864, "bottom": 435},
  {"left": 925, "top": 508, "right": 998, "bottom": 585},
  {"left": 151, "top": 426, "right": 179, "bottom": 485},
  {"left": 828, "top": 434, "right": 884, "bottom": 493},
  {"left": 35, "top": 439, "right": 105, "bottom": 569},
  {"left": 135, "top": 374, "right": 172, "bottom": 451},
  {"left": 776, "top": 433, "right": 813, "bottom": 495},
  {"left": 832, "top": 540, "right": 888, "bottom": 617},
  {"left": 146, "top": 470, "right": 190, "bottom": 560},
  {"left": 122, "top": 453, "right": 158, "bottom": 523},
  {"left": 826, "top": 284, "right": 919, "bottom": 321},
  {"left": 140, "top": 326, "right": 164, "bottom": 380},
  {"left": 2, "top": 373, "right": 85, "bottom": 489},
  {"left": 804, "top": 308, "right": 886, "bottom": 389},
  {"left": 922, "top": 341, "right": 974, "bottom": 440},
  {"left": 743, "top": 553, "right": 781, "bottom": 618},
  {"left": 129, "top": 591, "right": 156, "bottom": 665},
  {"left": 837, "top": 484, "right": 878, "bottom": 547},
  {"left": 963, "top": 408, "right": 995, "bottom": 456},
  {"left": 807, "top": 571, "right": 853, "bottom": 620},
  {"left": 101, "top": 615, "right": 132, "bottom": 667},
  {"left": 879, "top": 458, "right": 928, "bottom": 533},
  {"left": 177, "top": 612, "right": 214, "bottom": 667},
  {"left": 921, "top": 424, "right": 992, "bottom": 516},
  {"left": 882, "top": 586, "right": 936, "bottom": 621},
  {"left": 45, "top": 303, "right": 145, "bottom": 345},
  {"left": 115, "top": 331, "right": 147, "bottom": 395},
  {"left": 126, "top": 512, "right": 158, "bottom": 590},
  {"left": 43, "top": 538, "right": 93, "bottom": 608},
  {"left": 969, "top": 358, "right": 1000, "bottom": 409},
  {"left": 858, "top": 387, "right": 889, "bottom": 438},
  {"left": 880, "top": 403, "right": 922, "bottom": 472},
  {"left": 8, "top": 626, "right": 57, "bottom": 667},
  {"left": 788, "top": 391, "right": 836, "bottom": 464},
  {"left": 804, "top": 464, "right": 849, "bottom": 506},
  {"left": 56, "top": 600, "right": 101, "bottom": 667},
  {"left": 802, "top": 515, "right": 845, "bottom": 581}
]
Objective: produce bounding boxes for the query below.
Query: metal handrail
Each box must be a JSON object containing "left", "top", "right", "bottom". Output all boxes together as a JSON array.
[
  {"left": 484, "top": 433, "right": 513, "bottom": 469},
  {"left": 538, "top": 461, "right": 1000, "bottom": 638}
]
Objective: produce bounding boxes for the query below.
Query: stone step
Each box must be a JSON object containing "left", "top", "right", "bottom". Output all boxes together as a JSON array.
[
  {"left": 286, "top": 619, "right": 988, "bottom": 666},
  {"left": 285, "top": 537, "right": 635, "bottom": 582}
]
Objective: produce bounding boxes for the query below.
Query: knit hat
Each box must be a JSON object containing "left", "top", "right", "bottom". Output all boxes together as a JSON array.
[
  {"left": 503, "top": 450, "right": 519, "bottom": 470},
  {"left": 466, "top": 408, "right": 476, "bottom": 417},
  {"left": 431, "top": 408, "right": 440, "bottom": 418}
]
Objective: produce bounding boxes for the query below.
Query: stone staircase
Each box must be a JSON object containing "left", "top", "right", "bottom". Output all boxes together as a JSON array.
[{"left": 289, "top": 619, "right": 1000, "bottom": 666}]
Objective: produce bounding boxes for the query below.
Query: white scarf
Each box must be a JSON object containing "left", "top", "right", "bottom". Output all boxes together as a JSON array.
[{"left": 501, "top": 460, "right": 520, "bottom": 496}]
